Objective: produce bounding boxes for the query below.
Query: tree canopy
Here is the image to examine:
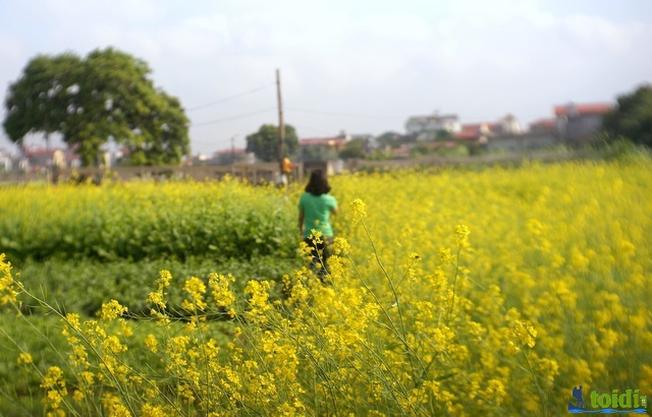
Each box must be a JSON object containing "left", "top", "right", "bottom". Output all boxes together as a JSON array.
[
  {"left": 603, "top": 85, "right": 652, "bottom": 148},
  {"left": 339, "top": 138, "right": 367, "bottom": 159},
  {"left": 245, "top": 124, "right": 298, "bottom": 162},
  {"left": 3, "top": 48, "right": 189, "bottom": 166},
  {"left": 375, "top": 131, "right": 407, "bottom": 149}
]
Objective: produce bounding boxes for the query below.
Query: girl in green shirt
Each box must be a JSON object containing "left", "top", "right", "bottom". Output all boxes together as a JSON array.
[{"left": 298, "top": 170, "right": 337, "bottom": 279}]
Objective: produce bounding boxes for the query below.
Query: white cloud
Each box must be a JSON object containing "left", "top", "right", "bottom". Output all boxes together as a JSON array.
[
  {"left": 40, "top": 0, "right": 165, "bottom": 24},
  {"left": 0, "top": 0, "right": 651, "bottom": 153}
]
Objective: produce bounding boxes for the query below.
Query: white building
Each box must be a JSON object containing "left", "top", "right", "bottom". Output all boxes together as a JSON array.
[
  {"left": 0, "top": 149, "right": 13, "bottom": 171},
  {"left": 554, "top": 103, "right": 612, "bottom": 143},
  {"left": 494, "top": 114, "right": 522, "bottom": 135},
  {"left": 405, "top": 112, "right": 461, "bottom": 136}
]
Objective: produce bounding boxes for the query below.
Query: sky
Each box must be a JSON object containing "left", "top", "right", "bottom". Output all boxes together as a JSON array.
[{"left": 0, "top": 0, "right": 651, "bottom": 155}]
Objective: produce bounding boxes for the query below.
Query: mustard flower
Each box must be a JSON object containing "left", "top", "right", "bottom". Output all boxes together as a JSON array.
[
  {"left": 181, "top": 276, "right": 207, "bottom": 312},
  {"left": 0, "top": 254, "right": 18, "bottom": 305},
  {"left": 350, "top": 198, "right": 367, "bottom": 222},
  {"left": 17, "top": 352, "right": 33, "bottom": 365},
  {"left": 99, "top": 299, "right": 128, "bottom": 321}
]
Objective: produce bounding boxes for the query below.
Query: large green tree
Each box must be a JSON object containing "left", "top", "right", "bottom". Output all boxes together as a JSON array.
[
  {"left": 3, "top": 48, "right": 189, "bottom": 166},
  {"left": 603, "top": 85, "right": 652, "bottom": 148},
  {"left": 375, "top": 131, "right": 406, "bottom": 148},
  {"left": 245, "top": 124, "right": 298, "bottom": 162},
  {"left": 339, "top": 137, "right": 367, "bottom": 159}
]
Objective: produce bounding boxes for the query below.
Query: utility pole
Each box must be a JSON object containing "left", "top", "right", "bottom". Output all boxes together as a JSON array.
[
  {"left": 276, "top": 68, "right": 285, "bottom": 166},
  {"left": 230, "top": 135, "right": 236, "bottom": 175},
  {"left": 230, "top": 135, "right": 235, "bottom": 165}
]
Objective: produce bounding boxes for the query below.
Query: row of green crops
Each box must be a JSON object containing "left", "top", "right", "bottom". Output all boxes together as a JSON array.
[
  {"left": 0, "top": 179, "right": 296, "bottom": 262},
  {"left": 15, "top": 256, "right": 299, "bottom": 316}
]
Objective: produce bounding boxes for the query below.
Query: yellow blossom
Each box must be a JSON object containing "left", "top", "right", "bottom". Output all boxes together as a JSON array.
[
  {"left": 350, "top": 198, "right": 367, "bottom": 222},
  {"left": 147, "top": 269, "right": 172, "bottom": 309},
  {"left": 144, "top": 334, "right": 158, "bottom": 353},
  {"left": 141, "top": 403, "right": 166, "bottom": 417},
  {"left": 332, "top": 237, "right": 351, "bottom": 256},
  {"left": 102, "top": 393, "right": 131, "bottom": 417},
  {"left": 0, "top": 254, "right": 19, "bottom": 305},
  {"left": 17, "top": 352, "right": 33, "bottom": 365},
  {"left": 99, "top": 299, "right": 128, "bottom": 321},
  {"left": 181, "top": 276, "right": 207, "bottom": 312},
  {"left": 208, "top": 272, "right": 236, "bottom": 316}
]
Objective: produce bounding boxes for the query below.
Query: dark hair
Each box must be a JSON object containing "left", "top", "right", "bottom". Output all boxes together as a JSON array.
[{"left": 305, "top": 170, "right": 331, "bottom": 196}]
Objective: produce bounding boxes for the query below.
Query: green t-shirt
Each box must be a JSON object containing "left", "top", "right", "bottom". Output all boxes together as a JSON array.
[{"left": 299, "top": 192, "right": 337, "bottom": 238}]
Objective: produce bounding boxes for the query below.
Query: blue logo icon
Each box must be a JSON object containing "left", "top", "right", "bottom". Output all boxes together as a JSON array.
[{"left": 568, "top": 386, "right": 648, "bottom": 414}]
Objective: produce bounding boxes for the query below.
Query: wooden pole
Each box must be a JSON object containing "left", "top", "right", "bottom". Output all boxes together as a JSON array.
[
  {"left": 230, "top": 135, "right": 235, "bottom": 175},
  {"left": 276, "top": 69, "right": 285, "bottom": 166}
]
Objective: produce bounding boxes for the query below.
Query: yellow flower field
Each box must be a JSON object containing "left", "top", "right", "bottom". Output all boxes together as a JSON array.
[{"left": 1, "top": 159, "right": 650, "bottom": 416}]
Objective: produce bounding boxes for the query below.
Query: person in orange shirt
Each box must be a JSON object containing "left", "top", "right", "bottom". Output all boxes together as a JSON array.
[{"left": 280, "top": 156, "right": 294, "bottom": 187}]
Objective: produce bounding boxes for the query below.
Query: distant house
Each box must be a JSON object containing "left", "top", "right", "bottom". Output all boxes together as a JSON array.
[
  {"left": 21, "top": 147, "right": 80, "bottom": 170},
  {"left": 437, "top": 111, "right": 560, "bottom": 153},
  {"left": 455, "top": 123, "right": 492, "bottom": 144},
  {"left": 453, "top": 114, "right": 522, "bottom": 145},
  {"left": 529, "top": 118, "right": 558, "bottom": 135},
  {"left": 22, "top": 147, "right": 53, "bottom": 168},
  {"left": 303, "top": 159, "right": 345, "bottom": 176},
  {"left": 389, "top": 143, "right": 412, "bottom": 159},
  {"left": 0, "top": 149, "right": 12, "bottom": 171},
  {"left": 405, "top": 112, "right": 461, "bottom": 140},
  {"left": 487, "top": 132, "right": 559, "bottom": 152},
  {"left": 349, "top": 133, "right": 375, "bottom": 151},
  {"left": 491, "top": 114, "right": 522, "bottom": 136},
  {"left": 482, "top": 114, "right": 556, "bottom": 152},
  {"left": 555, "top": 103, "right": 612, "bottom": 143},
  {"left": 212, "top": 148, "right": 255, "bottom": 165},
  {"left": 299, "top": 134, "right": 348, "bottom": 162},
  {"left": 189, "top": 154, "right": 213, "bottom": 166}
]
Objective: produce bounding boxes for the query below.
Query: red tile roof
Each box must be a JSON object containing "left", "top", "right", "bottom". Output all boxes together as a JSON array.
[
  {"left": 455, "top": 123, "right": 486, "bottom": 141},
  {"left": 23, "top": 147, "right": 78, "bottom": 158},
  {"left": 390, "top": 144, "right": 411, "bottom": 157},
  {"left": 530, "top": 119, "right": 557, "bottom": 131},
  {"left": 22, "top": 147, "right": 55, "bottom": 158},
  {"left": 23, "top": 146, "right": 80, "bottom": 161},
  {"left": 299, "top": 137, "right": 346, "bottom": 146},
  {"left": 214, "top": 148, "right": 246, "bottom": 156},
  {"left": 554, "top": 103, "right": 612, "bottom": 117},
  {"left": 529, "top": 118, "right": 557, "bottom": 129}
]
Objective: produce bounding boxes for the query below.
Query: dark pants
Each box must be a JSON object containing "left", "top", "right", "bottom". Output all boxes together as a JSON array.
[{"left": 304, "top": 236, "right": 333, "bottom": 278}]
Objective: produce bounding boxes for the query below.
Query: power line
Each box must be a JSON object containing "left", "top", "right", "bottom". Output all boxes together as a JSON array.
[
  {"left": 294, "top": 124, "right": 338, "bottom": 137},
  {"left": 186, "top": 84, "right": 274, "bottom": 111},
  {"left": 286, "top": 107, "right": 401, "bottom": 120},
  {"left": 191, "top": 108, "right": 276, "bottom": 127}
]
